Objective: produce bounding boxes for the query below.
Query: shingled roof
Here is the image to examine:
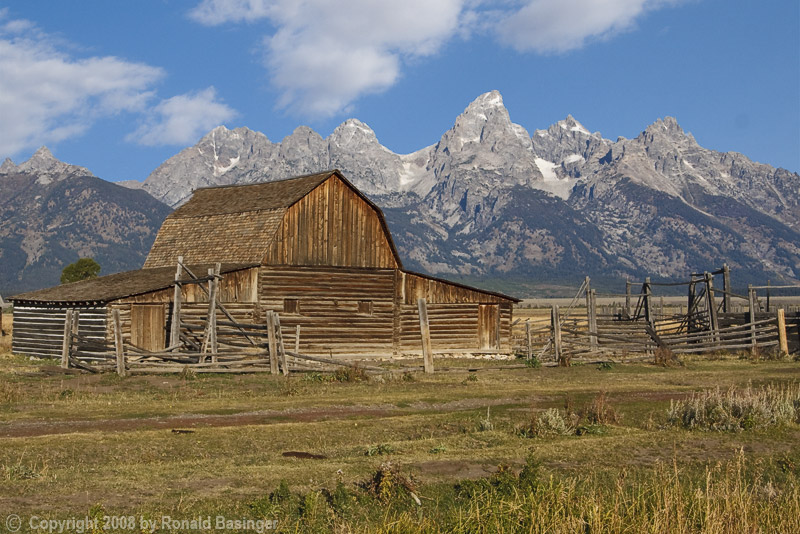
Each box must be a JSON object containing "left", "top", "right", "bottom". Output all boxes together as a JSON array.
[
  {"left": 10, "top": 264, "right": 256, "bottom": 304},
  {"left": 143, "top": 170, "right": 402, "bottom": 269}
]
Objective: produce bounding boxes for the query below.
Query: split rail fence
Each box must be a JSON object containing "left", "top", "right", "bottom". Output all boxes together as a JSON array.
[{"left": 514, "top": 264, "right": 800, "bottom": 365}]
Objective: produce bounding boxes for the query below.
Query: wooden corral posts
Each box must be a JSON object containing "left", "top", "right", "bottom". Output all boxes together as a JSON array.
[
  {"left": 113, "top": 308, "right": 125, "bottom": 377},
  {"left": 748, "top": 285, "right": 758, "bottom": 355},
  {"left": 777, "top": 309, "right": 789, "bottom": 355},
  {"left": 722, "top": 263, "right": 731, "bottom": 313},
  {"left": 643, "top": 278, "right": 654, "bottom": 330},
  {"left": 551, "top": 305, "right": 566, "bottom": 366},
  {"left": 525, "top": 321, "right": 532, "bottom": 360},
  {"left": 625, "top": 278, "right": 632, "bottom": 318},
  {"left": 61, "top": 309, "right": 73, "bottom": 369},
  {"left": 705, "top": 272, "right": 720, "bottom": 343},
  {"left": 585, "top": 278, "right": 597, "bottom": 352},
  {"left": 417, "top": 298, "right": 434, "bottom": 374},
  {"left": 170, "top": 255, "right": 183, "bottom": 349},
  {"left": 687, "top": 280, "right": 696, "bottom": 333},
  {"left": 202, "top": 264, "right": 221, "bottom": 361},
  {"left": 266, "top": 311, "right": 279, "bottom": 374},
  {"left": 295, "top": 324, "right": 301, "bottom": 356},
  {"left": 274, "top": 313, "right": 289, "bottom": 376},
  {"left": 766, "top": 280, "right": 771, "bottom": 312}
]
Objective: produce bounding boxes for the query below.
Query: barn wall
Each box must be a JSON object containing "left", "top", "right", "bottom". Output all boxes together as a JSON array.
[
  {"left": 259, "top": 266, "right": 396, "bottom": 356},
  {"left": 106, "top": 269, "right": 258, "bottom": 350},
  {"left": 397, "top": 272, "right": 515, "bottom": 353},
  {"left": 264, "top": 176, "right": 398, "bottom": 269},
  {"left": 12, "top": 305, "right": 106, "bottom": 359}
]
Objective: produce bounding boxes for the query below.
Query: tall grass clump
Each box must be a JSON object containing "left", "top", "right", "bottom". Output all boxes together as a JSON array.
[{"left": 667, "top": 382, "right": 800, "bottom": 431}]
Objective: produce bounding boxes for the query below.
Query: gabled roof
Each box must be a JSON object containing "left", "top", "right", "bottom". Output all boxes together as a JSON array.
[
  {"left": 144, "top": 170, "right": 403, "bottom": 269},
  {"left": 10, "top": 264, "right": 257, "bottom": 305}
]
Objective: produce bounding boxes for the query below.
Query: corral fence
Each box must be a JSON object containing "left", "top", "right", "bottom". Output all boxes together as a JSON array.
[
  {"left": 513, "top": 264, "right": 800, "bottom": 365},
  {"left": 57, "top": 258, "right": 429, "bottom": 377}
]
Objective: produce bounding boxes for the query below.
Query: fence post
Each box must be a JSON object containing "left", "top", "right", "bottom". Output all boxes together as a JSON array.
[
  {"left": 61, "top": 309, "right": 73, "bottom": 369},
  {"left": 552, "top": 305, "right": 565, "bottom": 366},
  {"left": 525, "top": 321, "right": 532, "bottom": 360},
  {"left": 644, "top": 278, "right": 654, "bottom": 329},
  {"left": 585, "top": 278, "right": 596, "bottom": 351},
  {"left": 625, "top": 278, "right": 632, "bottom": 319},
  {"left": 748, "top": 285, "right": 758, "bottom": 355},
  {"left": 113, "top": 308, "right": 126, "bottom": 377},
  {"left": 722, "top": 263, "right": 731, "bottom": 313},
  {"left": 777, "top": 309, "right": 789, "bottom": 356},
  {"left": 267, "top": 311, "right": 279, "bottom": 374},
  {"left": 418, "top": 298, "right": 434, "bottom": 374},
  {"left": 295, "top": 324, "right": 301, "bottom": 356},
  {"left": 705, "top": 272, "right": 719, "bottom": 344},
  {"left": 589, "top": 289, "right": 598, "bottom": 352},
  {"left": 170, "top": 256, "right": 183, "bottom": 349},
  {"left": 766, "top": 280, "right": 771, "bottom": 313},
  {"left": 687, "top": 281, "right": 696, "bottom": 334},
  {"left": 274, "top": 313, "right": 289, "bottom": 376}
]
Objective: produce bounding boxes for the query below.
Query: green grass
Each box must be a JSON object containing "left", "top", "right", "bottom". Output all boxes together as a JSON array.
[{"left": 0, "top": 339, "right": 799, "bottom": 532}]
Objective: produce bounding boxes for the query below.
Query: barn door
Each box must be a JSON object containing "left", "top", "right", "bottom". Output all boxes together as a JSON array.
[
  {"left": 130, "top": 304, "right": 167, "bottom": 351},
  {"left": 478, "top": 304, "right": 499, "bottom": 349}
]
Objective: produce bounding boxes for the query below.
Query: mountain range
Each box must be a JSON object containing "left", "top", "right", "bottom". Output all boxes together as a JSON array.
[{"left": 2, "top": 91, "right": 798, "bottom": 296}]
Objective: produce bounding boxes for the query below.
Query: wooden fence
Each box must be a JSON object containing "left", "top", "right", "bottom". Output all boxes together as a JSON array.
[{"left": 514, "top": 266, "right": 800, "bottom": 364}]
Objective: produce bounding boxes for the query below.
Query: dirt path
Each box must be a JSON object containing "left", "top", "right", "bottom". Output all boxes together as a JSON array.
[{"left": 0, "top": 396, "right": 529, "bottom": 438}]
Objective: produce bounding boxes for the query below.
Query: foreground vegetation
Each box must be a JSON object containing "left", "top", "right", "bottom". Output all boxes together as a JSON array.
[{"left": 0, "top": 323, "right": 799, "bottom": 532}]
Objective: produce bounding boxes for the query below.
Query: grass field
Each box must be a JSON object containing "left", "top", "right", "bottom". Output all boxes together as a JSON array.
[{"left": 1, "top": 315, "right": 799, "bottom": 533}]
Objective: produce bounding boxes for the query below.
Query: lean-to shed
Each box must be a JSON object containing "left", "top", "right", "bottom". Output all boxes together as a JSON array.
[{"left": 11, "top": 170, "right": 518, "bottom": 358}]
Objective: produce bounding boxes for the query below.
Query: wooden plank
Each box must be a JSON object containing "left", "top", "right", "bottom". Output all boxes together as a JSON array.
[
  {"left": 61, "top": 309, "right": 73, "bottom": 369},
  {"left": 418, "top": 298, "right": 433, "bottom": 374},
  {"left": 170, "top": 255, "right": 183, "bottom": 348},
  {"left": 777, "top": 308, "right": 789, "bottom": 355},
  {"left": 113, "top": 308, "right": 125, "bottom": 377},
  {"left": 275, "top": 313, "right": 289, "bottom": 376},
  {"left": 267, "top": 311, "right": 278, "bottom": 374},
  {"left": 552, "top": 305, "right": 565, "bottom": 365}
]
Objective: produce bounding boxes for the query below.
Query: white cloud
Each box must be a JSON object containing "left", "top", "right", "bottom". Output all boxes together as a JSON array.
[
  {"left": 190, "top": 0, "right": 468, "bottom": 117},
  {"left": 496, "top": 0, "right": 680, "bottom": 53},
  {"left": 126, "top": 87, "right": 237, "bottom": 146},
  {"left": 0, "top": 13, "right": 163, "bottom": 156}
]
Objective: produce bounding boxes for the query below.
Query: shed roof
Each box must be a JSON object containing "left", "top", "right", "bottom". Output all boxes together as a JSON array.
[{"left": 10, "top": 264, "right": 257, "bottom": 305}]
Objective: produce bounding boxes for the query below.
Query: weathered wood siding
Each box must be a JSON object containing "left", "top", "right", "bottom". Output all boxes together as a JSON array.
[
  {"left": 264, "top": 176, "right": 398, "bottom": 269},
  {"left": 397, "top": 272, "right": 514, "bottom": 353},
  {"left": 12, "top": 305, "right": 107, "bottom": 358},
  {"left": 259, "top": 266, "right": 395, "bottom": 356},
  {"left": 107, "top": 268, "right": 259, "bottom": 348}
]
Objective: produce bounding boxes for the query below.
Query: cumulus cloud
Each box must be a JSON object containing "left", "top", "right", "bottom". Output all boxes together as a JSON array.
[
  {"left": 189, "top": 0, "right": 683, "bottom": 117},
  {"left": 0, "top": 12, "right": 163, "bottom": 156},
  {"left": 496, "top": 0, "right": 681, "bottom": 53},
  {"left": 127, "top": 87, "right": 237, "bottom": 146},
  {"left": 190, "top": 0, "right": 467, "bottom": 117}
]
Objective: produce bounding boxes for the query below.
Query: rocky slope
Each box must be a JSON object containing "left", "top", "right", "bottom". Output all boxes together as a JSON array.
[
  {"left": 0, "top": 148, "right": 172, "bottom": 294},
  {"left": 134, "top": 90, "right": 799, "bottom": 288}
]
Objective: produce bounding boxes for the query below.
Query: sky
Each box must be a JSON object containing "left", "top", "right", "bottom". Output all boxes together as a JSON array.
[{"left": 0, "top": 0, "right": 798, "bottom": 183}]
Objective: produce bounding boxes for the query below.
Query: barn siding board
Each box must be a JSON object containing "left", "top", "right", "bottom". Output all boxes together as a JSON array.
[
  {"left": 264, "top": 176, "right": 398, "bottom": 269},
  {"left": 12, "top": 306, "right": 107, "bottom": 359}
]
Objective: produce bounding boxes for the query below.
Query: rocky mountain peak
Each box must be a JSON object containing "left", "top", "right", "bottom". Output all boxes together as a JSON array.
[
  {"left": 329, "top": 119, "right": 381, "bottom": 149},
  {"left": 0, "top": 157, "right": 16, "bottom": 174},
  {"left": 14, "top": 146, "right": 94, "bottom": 183}
]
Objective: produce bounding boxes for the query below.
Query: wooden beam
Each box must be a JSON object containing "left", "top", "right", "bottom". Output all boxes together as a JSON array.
[
  {"left": 418, "top": 298, "right": 433, "bottom": 374},
  {"left": 722, "top": 263, "right": 731, "bottom": 313},
  {"left": 525, "top": 321, "right": 532, "bottom": 360},
  {"left": 777, "top": 308, "right": 789, "bottom": 355},
  {"left": 266, "top": 311, "right": 278, "bottom": 374},
  {"left": 705, "top": 271, "right": 719, "bottom": 344},
  {"left": 274, "top": 313, "right": 289, "bottom": 376},
  {"left": 113, "top": 308, "right": 125, "bottom": 377},
  {"left": 625, "top": 278, "right": 632, "bottom": 319},
  {"left": 170, "top": 256, "right": 183, "bottom": 349},
  {"left": 61, "top": 309, "right": 73, "bottom": 369},
  {"left": 748, "top": 285, "right": 758, "bottom": 356},
  {"left": 552, "top": 305, "right": 565, "bottom": 366}
]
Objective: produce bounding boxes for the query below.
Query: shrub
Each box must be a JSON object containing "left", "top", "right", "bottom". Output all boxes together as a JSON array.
[
  {"left": 585, "top": 391, "right": 620, "bottom": 425},
  {"left": 667, "top": 382, "right": 800, "bottom": 431},
  {"left": 518, "top": 408, "right": 576, "bottom": 438},
  {"left": 365, "top": 443, "right": 395, "bottom": 456},
  {"left": 334, "top": 365, "right": 367, "bottom": 382}
]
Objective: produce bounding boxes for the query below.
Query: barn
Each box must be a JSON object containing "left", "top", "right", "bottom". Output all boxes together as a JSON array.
[{"left": 11, "top": 170, "right": 518, "bottom": 360}]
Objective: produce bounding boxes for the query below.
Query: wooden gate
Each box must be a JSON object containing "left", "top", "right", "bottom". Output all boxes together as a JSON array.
[{"left": 130, "top": 304, "right": 167, "bottom": 351}]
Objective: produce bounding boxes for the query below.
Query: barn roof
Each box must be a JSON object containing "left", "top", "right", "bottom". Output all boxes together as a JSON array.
[
  {"left": 143, "top": 170, "right": 403, "bottom": 269},
  {"left": 10, "top": 264, "right": 257, "bottom": 305}
]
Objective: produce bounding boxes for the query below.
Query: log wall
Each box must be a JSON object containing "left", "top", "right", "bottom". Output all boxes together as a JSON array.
[
  {"left": 259, "top": 266, "right": 395, "bottom": 356},
  {"left": 12, "top": 305, "right": 107, "bottom": 359}
]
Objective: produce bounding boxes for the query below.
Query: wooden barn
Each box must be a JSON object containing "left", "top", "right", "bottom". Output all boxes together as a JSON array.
[{"left": 11, "top": 170, "right": 518, "bottom": 360}]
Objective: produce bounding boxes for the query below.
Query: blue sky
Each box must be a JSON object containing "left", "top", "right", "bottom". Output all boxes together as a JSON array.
[{"left": 1, "top": 0, "right": 798, "bottom": 183}]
